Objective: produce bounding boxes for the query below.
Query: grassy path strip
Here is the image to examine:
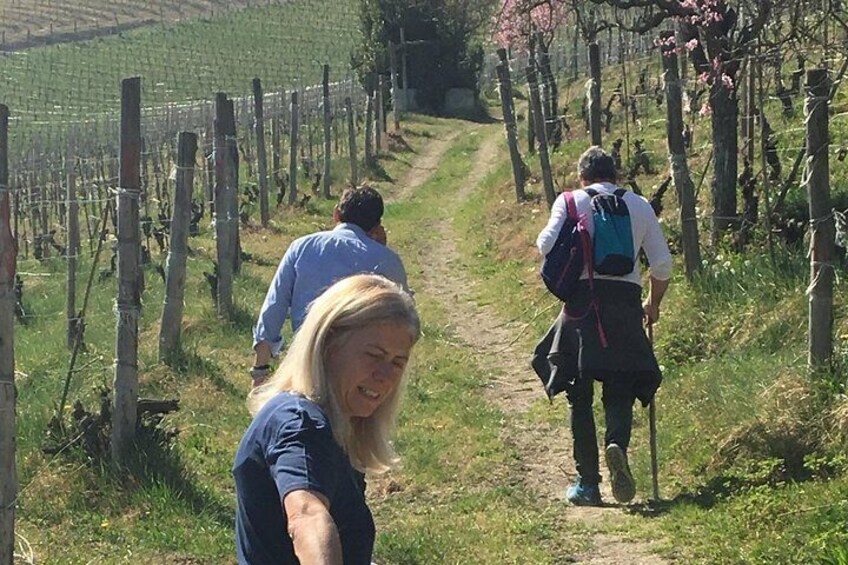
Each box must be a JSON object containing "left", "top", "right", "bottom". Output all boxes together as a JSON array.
[
  {"left": 387, "top": 129, "right": 463, "bottom": 204},
  {"left": 384, "top": 117, "right": 668, "bottom": 563},
  {"left": 365, "top": 120, "right": 581, "bottom": 563}
]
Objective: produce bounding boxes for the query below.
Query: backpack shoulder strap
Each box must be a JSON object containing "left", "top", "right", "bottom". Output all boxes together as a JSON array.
[
  {"left": 614, "top": 188, "right": 627, "bottom": 198},
  {"left": 564, "top": 190, "right": 578, "bottom": 218},
  {"left": 584, "top": 188, "right": 598, "bottom": 198}
]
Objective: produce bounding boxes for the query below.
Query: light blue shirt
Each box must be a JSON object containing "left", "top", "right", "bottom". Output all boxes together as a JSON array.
[{"left": 252, "top": 223, "right": 408, "bottom": 356}]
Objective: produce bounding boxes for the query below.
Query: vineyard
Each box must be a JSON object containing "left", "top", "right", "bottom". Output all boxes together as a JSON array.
[
  {"left": 0, "top": 0, "right": 290, "bottom": 47},
  {"left": 2, "top": 0, "right": 848, "bottom": 563}
]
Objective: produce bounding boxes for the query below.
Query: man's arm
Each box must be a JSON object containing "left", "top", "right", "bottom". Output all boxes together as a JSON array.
[
  {"left": 639, "top": 198, "right": 673, "bottom": 324},
  {"left": 643, "top": 276, "right": 670, "bottom": 324},
  {"left": 252, "top": 249, "right": 297, "bottom": 371},
  {"left": 284, "top": 490, "right": 342, "bottom": 565},
  {"left": 536, "top": 194, "right": 568, "bottom": 255}
]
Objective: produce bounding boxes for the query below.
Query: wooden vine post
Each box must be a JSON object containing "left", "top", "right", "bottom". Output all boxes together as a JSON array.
[
  {"left": 375, "top": 76, "right": 383, "bottom": 152},
  {"left": 364, "top": 73, "right": 375, "bottom": 168},
  {"left": 346, "top": 97, "right": 358, "bottom": 185},
  {"left": 527, "top": 35, "right": 537, "bottom": 154},
  {"left": 214, "top": 93, "right": 234, "bottom": 317},
  {"left": 389, "top": 43, "right": 401, "bottom": 131},
  {"left": 66, "top": 144, "right": 80, "bottom": 349},
  {"left": 252, "top": 78, "right": 270, "bottom": 227},
  {"left": 288, "top": 91, "right": 299, "bottom": 205},
  {"left": 659, "top": 30, "right": 700, "bottom": 280},
  {"left": 112, "top": 77, "right": 142, "bottom": 466},
  {"left": 159, "top": 132, "right": 197, "bottom": 361},
  {"left": 223, "top": 98, "right": 241, "bottom": 274},
  {"left": 271, "top": 117, "right": 282, "bottom": 204},
  {"left": 805, "top": 69, "right": 835, "bottom": 369},
  {"left": 495, "top": 58, "right": 525, "bottom": 201},
  {"left": 322, "top": 65, "right": 332, "bottom": 198},
  {"left": 526, "top": 65, "right": 555, "bottom": 206},
  {"left": 588, "top": 42, "right": 603, "bottom": 146},
  {"left": 0, "top": 103, "right": 17, "bottom": 565}
]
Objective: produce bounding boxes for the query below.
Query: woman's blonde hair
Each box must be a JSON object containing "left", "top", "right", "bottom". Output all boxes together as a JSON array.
[{"left": 247, "top": 274, "right": 420, "bottom": 473}]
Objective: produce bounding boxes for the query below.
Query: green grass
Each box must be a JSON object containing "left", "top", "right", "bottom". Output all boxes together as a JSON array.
[
  {"left": 10, "top": 43, "right": 848, "bottom": 563},
  {"left": 450, "top": 56, "right": 848, "bottom": 564},
  {"left": 1, "top": 0, "right": 361, "bottom": 159},
  {"left": 13, "top": 113, "right": 590, "bottom": 563}
]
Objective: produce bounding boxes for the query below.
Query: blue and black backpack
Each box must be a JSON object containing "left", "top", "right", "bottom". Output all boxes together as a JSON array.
[
  {"left": 540, "top": 191, "right": 592, "bottom": 302},
  {"left": 585, "top": 188, "right": 635, "bottom": 276}
]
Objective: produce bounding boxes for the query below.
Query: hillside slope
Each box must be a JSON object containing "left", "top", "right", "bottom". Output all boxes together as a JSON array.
[{"left": 0, "top": 0, "right": 285, "bottom": 49}]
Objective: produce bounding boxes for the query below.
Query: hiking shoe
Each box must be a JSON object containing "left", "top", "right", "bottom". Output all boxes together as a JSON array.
[
  {"left": 605, "top": 443, "right": 636, "bottom": 503},
  {"left": 566, "top": 483, "right": 602, "bottom": 506}
]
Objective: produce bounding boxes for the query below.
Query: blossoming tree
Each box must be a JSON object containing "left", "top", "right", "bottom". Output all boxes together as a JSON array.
[{"left": 600, "top": 0, "right": 772, "bottom": 238}]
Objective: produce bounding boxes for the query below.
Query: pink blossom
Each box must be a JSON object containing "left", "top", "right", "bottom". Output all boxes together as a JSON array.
[
  {"left": 493, "top": 0, "right": 569, "bottom": 48},
  {"left": 720, "top": 73, "right": 734, "bottom": 89},
  {"left": 699, "top": 102, "right": 712, "bottom": 116},
  {"left": 685, "top": 38, "right": 699, "bottom": 51}
]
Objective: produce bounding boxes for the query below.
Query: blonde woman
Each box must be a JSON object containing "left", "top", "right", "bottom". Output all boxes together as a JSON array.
[{"left": 234, "top": 274, "right": 420, "bottom": 564}]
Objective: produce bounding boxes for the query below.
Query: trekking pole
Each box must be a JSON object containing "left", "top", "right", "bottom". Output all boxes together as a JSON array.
[{"left": 647, "top": 322, "right": 660, "bottom": 501}]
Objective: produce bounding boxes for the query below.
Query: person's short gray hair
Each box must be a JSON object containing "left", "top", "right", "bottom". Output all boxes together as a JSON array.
[{"left": 577, "top": 146, "right": 617, "bottom": 183}]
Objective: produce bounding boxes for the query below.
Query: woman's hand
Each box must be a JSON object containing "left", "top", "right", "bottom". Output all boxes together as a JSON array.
[{"left": 284, "top": 490, "right": 343, "bottom": 565}]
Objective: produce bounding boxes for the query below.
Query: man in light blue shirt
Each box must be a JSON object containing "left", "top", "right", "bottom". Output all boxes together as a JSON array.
[{"left": 251, "top": 186, "right": 408, "bottom": 385}]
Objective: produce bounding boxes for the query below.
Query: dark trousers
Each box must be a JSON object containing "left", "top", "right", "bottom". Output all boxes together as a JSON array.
[{"left": 565, "top": 373, "right": 636, "bottom": 487}]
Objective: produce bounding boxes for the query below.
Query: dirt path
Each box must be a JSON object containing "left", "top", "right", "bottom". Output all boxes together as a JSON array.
[
  {"left": 387, "top": 129, "right": 463, "bottom": 203},
  {"left": 409, "top": 122, "right": 669, "bottom": 564}
]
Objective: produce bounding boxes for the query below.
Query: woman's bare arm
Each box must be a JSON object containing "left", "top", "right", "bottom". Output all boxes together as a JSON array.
[{"left": 283, "top": 489, "right": 342, "bottom": 565}]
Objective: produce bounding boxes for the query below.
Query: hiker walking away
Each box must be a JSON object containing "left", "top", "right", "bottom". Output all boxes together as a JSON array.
[
  {"left": 251, "top": 185, "right": 408, "bottom": 387},
  {"left": 533, "top": 146, "right": 672, "bottom": 506},
  {"left": 235, "top": 274, "right": 420, "bottom": 564}
]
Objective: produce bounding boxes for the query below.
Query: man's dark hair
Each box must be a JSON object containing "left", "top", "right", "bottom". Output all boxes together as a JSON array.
[
  {"left": 577, "top": 146, "right": 617, "bottom": 183},
  {"left": 337, "top": 185, "right": 384, "bottom": 231}
]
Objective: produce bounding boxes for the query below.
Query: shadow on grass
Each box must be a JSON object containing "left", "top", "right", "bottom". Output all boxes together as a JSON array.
[
  {"left": 366, "top": 160, "right": 394, "bottom": 182},
  {"left": 624, "top": 474, "right": 760, "bottom": 518},
  {"left": 164, "top": 346, "right": 244, "bottom": 399},
  {"left": 120, "top": 420, "right": 235, "bottom": 530},
  {"left": 440, "top": 105, "right": 499, "bottom": 124},
  {"left": 240, "top": 252, "right": 275, "bottom": 267},
  {"left": 224, "top": 303, "right": 256, "bottom": 335},
  {"left": 50, "top": 393, "right": 234, "bottom": 530}
]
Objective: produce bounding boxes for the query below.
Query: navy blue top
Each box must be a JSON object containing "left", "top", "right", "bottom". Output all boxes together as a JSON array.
[{"left": 233, "top": 392, "right": 375, "bottom": 564}]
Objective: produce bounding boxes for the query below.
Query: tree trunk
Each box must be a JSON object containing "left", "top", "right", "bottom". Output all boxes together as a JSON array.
[
  {"left": 659, "top": 31, "right": 701, "bottom": 280},
  {"left": 709, "top": 83, "right": 739, "bottom": 239}
]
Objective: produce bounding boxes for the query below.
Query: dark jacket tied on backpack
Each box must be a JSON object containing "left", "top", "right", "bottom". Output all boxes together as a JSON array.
[
  {"left": 532, "top": 280, "right": 661, "bottom": 407},
  {"left": 533, "top": 183, "right": 672, "bottom": 404}
]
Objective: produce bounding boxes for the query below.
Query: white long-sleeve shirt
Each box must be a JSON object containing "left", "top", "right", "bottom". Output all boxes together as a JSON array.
[{"left": 536, "top": 182, "right": 673, "bottom": 286}]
